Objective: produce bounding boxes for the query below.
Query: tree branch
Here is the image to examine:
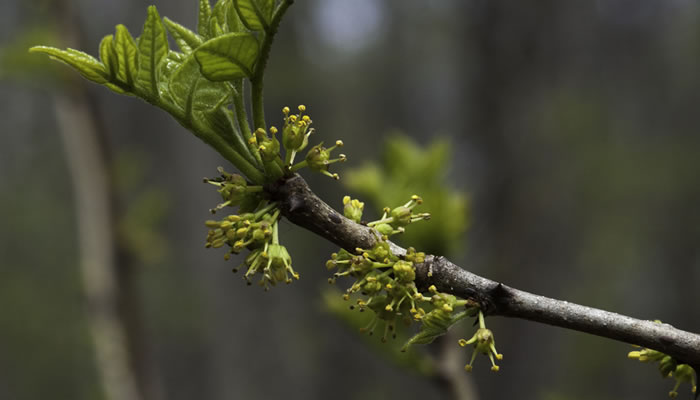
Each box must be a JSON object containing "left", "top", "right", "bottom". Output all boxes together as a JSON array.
[{"left": 267, "top": 174, "right": 700, "bottom": 368}]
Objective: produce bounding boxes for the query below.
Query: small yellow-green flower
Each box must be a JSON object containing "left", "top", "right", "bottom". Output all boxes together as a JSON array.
[
  {"left": 459, "top": 311, "right": 503, "bottom": 372},
  {"left": 304, "top": 140, "right": 346, "bottom": 179},
  {"left": 343, "top": 196, "right": 364, "bottom": 223}
]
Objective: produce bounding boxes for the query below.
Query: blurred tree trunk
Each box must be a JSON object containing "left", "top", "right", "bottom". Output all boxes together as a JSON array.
[
  {"left": 54, "top": 89, "right": 143, "bottom": 400},
  {"left": 51, "top": 1, "right": 162, "bottom": 399}
]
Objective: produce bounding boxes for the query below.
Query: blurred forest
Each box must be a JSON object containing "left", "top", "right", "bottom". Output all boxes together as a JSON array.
[{"left": 1, "top": 0, "right": 700, "bottom": 399}]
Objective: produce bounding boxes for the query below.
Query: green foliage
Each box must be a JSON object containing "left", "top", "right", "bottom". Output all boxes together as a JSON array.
[
  {"left": 234, "top": 0, "right": 275, "bottom": 31},
  {"left": 345, "top": 135, "right": 469, "bottom": 255},
  {"left": 402, "top": 306, "right": 470, "bottom": 349},
  {"left": 163, "top": 18, "right": 203, "bottom": 54},
  {"left": 168, "top": 54, "right": 231, "bottom": 114},
  {"left": 198, "top": 0, "right": 213, "bottom": 37},
  {"left": 30, "top": 1, "right": 299, "bottom": 184},
  {"left": 29, "top": 46, "right": 110, "bottom": 85},
  {"left": 31, "top": 0, "right": 499, "bottom": 381},
  {"left": 137, "top": 6, "right": 169, "bottom": 97},
  {"left": 194, "top": 33, "right": 259, "bottom": 80}
]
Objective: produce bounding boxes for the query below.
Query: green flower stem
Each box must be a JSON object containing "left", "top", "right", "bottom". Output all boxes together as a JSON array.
[
  {"left": 289, "top": 160, "right": 307, "bottom": 173},
  {"left": 251, "top": 76, "right": 266, "bottom": 132},
  {"left": 250, "top": 0, "right": 294, "bottom": 132},
  {"left": 452, "top": 310, "right": 470, "bottom": 326},
  {"left": 254, "top": 202, "right": 278, "bottom": 220},
  {"left": 264, "top": 159, "right": 284, "bottom": 181},
  {"left": 453, "top": 299, "right": 470, "bottom": 308},
  {"left": 272, "top": 218, "right": 280, "bottom": 245},
  {"left": 232, "top": 81, "right": 263, "bottom": 166},
  {"left": 367, "top": 217, "right": 394, "bottom": 227},
  {"left": 223, "top": 106, "right": 260, "bottom": 168}
]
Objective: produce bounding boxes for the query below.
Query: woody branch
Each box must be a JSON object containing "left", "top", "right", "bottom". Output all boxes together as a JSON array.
[{"left": 267, "top": 173, "right": 700, "bottom": 369}]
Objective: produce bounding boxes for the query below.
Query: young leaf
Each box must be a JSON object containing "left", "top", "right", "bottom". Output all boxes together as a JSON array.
[
  {"left": 209, "top": 107, "right": 259, "bottom": 166},
  {"left": 211, "top": 0, "right": 231, "bottom": 34},
  {"left": 193, "top": 33, "right": 258, "bottom": 81},
  {"left": 163, "top": 18, "right": 203, "bottom": 54},
  {"left": 136, "top": 51, "right": 182, "bottom": 116},
  {"left": 198, "top": 0, "right": 213, "bottom": 38},
  {"left": 99, "top": 35, "right": 117, "bottom": 80},
  {"left": 28, "top": 46, "right": 108, "bottom": 84},
  {"left": 136, "top": 6, "right": 169, "bottom": 98},
  {"left": 401, "top": 310, "right": 468, "bottom": 352},
  {"left": 169, "top": 55, "right": 231, "bottom": 118},
  {"left": 226, "top": 0, "right": 245, "bottom": 33},
  {"left": 233, "top": 0, "right": 274, "bottom": 31},
  {"left": 210, "top": 19, "right": 225, "bottom": 38},
  {"left": 114, "top": 24, "right": 139, "bottom": 88}
]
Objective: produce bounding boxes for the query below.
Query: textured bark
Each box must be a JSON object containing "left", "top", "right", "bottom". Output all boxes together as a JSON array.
[{"left": 267, "top": 174, "right": 700, "bottom": 368}]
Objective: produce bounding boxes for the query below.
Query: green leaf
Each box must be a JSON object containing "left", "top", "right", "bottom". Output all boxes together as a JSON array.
[
  {"left": 113, "top": 24, "right": 138, "bottom": 87},
  {"left": 233, "top": 0, "right": 274, "bottom": 31},
  {"left": 210, "top": 19, "right": 225, "bottom": 38},
  {"left": 198, "top": 0, "right": 213, "bottom": 38},
  {"left": 193, "top": 33, "right": 258, "bottom": 81},
  {"left": 402, "top": 310, "right": 468, "bottom": 352},
  {"left": 163, "top": 18, "right": 203, "bottom": 54},
  {"left": 209, "top": 107, "right": 259, "bottom": 166},
  {"left": 169, "top": 54, "right": 231, "bottom": 118},
  {"left": 226, "top": 0, "right": 245, "bottom": 32},
  {"left": 136, "top": 6, "right": 169, "bottom": 98},
  {"left": 211, "top": 0, "right": 231, "bottom": 34},
  {"left": 99, "top": 35, "right": 117, "bottom": 80},
  {"left": 154, "top": 51, "right": 185, "bottom": 111},
  {"left": 28, "top": 46, "right": 108, "bottom": 84}
]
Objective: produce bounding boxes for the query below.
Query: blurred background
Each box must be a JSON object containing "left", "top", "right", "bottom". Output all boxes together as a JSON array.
[{"left": 2, "top": 0, "right": 700, "bottom": 399}]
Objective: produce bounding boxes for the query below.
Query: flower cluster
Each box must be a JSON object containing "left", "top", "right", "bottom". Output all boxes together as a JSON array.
[
  {"left": 327, "top": 195, "right": 433, "bottom": 340},
  {"left": 203, "top": 167, "right": 299, "bottom": 290},
  {"left": 628, "top": 346, "right": 697, "bottom": 398},
  {"left": 202, "top": 106, "right": 347, "bottom": 289},
  {"left": 252, "top": 105, "right": 347, "bottom": 179},
  {"left": 327, "top": 242, "right": 427, "bottom": 341},
  {"left": 203, "top": 167, "right": 264, "bottom": 213},
  {"left": 326, "top": 195, "right": 501, "bottom": 372}
]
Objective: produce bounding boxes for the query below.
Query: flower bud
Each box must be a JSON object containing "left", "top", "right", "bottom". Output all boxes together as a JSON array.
[
  {"left": 392, "top": 260, "right": 415, "bottom": 284},
  {"left": 343, "top": 196, "right": 364, "bottom": 223},
  {"left": 390, "top": 206, "right": 412, "bottom": 227}
]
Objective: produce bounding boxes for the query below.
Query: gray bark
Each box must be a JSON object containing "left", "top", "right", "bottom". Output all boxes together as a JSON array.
[{"left": 267, "top": 174, "right": 700, "bottom": 369}]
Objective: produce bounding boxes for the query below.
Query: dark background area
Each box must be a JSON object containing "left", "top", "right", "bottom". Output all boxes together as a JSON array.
[{"left": 1, "top": 1, "right": 699, "bottom": 399}]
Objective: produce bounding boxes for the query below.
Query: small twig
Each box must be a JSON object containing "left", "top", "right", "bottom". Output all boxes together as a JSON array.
[{"left": 267, "top": 174, "right": 700, "bottom": 366}]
